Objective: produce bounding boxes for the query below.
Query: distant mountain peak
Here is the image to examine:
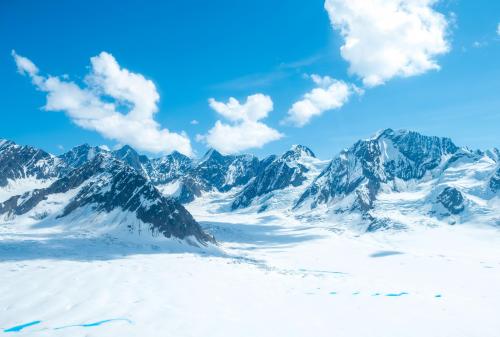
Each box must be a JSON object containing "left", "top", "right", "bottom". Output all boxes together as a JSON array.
[
  {"left": 284, "top": 145, "right": 316, "bottom": 160},
  {"left": 169, "top": 150, "right": 189, "bottom": 159},
  {"left": 200, "top": 148, "right": 225, "bottom": 163},
  {"left": 0, "top": 152, "right": 213, "bottom": 244},
  {"left": 296, "top": 129, "right": 462, "bottom": 215},
  {"left": 114, "top": 144, "right": 140, "bottom": 157}
]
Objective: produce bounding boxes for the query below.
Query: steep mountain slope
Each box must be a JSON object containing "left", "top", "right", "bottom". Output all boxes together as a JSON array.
[
  {"left": 295, "top": 129, "right": 500, "bottom": 230},
  {"left": 0, "top": 139, "right": 62, "bottom": 202},
  {"left": 2, "top": 129, "right": 499, "bottom": 235},
  {"left": 490, "top": 167, "right": 500, "bottom": 192},
  {"left": 0, "top": 154, "right": 213, "bottom": 244},
  {"left": 296, "top": 129, "right": 459, "bottom": 211},
  {"left": 112, "top": 145, "right": 153, "bottom": 179},
  {"left": 232, "top": 145, "right": 325, "bottom": 211},
  {"left": 192, "top": 149, "right": 260, "bottom": 192},
  {"left": 58, "top": 144, "right": 109, "bottom": 172},
  {"left": 167, "top": 149, "right": 261, "bottom": 203},
  {"left": 150, "top": 151, "right": 193, "bottom": 184}
]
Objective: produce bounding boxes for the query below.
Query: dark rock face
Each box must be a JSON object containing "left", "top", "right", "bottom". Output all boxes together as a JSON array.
[
  {"left": 58, "top": 144, "right": 109, "bottom": 173},
  {"left": 295, "top": 150, "right": 378, "bottom": 211},
  {"left": 0, "top": 155, "right": 213, "bottom": 243},
  {"left": 2, "top": 140, "right": 261, "bottom": 206},
  {"left": 190, "top": 149, "right": 260, "bottom": 192},
  {"left": 171, "top": 149, "right": 263, "bottom": 204},
  {"left": 112, "top": 145, "right": 153, "bottom": 178},
  {"left": 381, "top": 129, "right": 458, "bottom": 180},
  {"left": 0, "top": 139, "right": 59, "bottom": 187},
  {"left": 60, "top": 144, "right": 194, "bottom": 186},
  {"left": 58, "top": 145, "right": 262, "bottom": 204},
  {"left": 437, "top": 187, "right": 465, "bottom": 215},
  {"left": 296, "top": 129, "right": 459, "bottom": 211},
  {"left": 281, "top": 145, "right": 316, "bottom": 161},
  {"left": 149, "top": 151, "right": 193, "bottom": 184},
  {"left": 232, "top": 145, "right": 315, "bottom": 210},
  {"left": 490, "top": 168, "right": 500, "bottom": 192},
  {"left": 173, "top": 176, "right": 208, "bottom": 204}
]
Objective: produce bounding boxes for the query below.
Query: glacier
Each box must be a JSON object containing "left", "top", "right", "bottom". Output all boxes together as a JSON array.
[{"left": 0, "top": 129, "right": 499, "bottom": 337}]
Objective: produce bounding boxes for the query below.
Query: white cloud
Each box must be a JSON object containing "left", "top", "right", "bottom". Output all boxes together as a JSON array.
[
  {"left": 324, "top": 0, "right": 451, "bottom": 87},
  {"left": 497, "top": 22, "right": 500, "bottom": 36},
  {"left": 198, "top": 94, "right": 283, "bottom": 154},
  {"left": 207, "top": 94, "right": 274, "bottom": 123},
  {"left": 284, "top": 75, "right": 358, "bottom": 127},
  {"left": 12, "top": 51, "right": 39, "bottom": 76},
  {"left": 190, "top": 119, "right": 199, "bottom": 125},
  {"left": 12, "top": 50, "right": 193, "bottom": 156}
]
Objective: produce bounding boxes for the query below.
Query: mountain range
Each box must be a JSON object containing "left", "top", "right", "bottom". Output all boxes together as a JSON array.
[{"left": 1, "top": 129, "right": 499, "bottom": 244}]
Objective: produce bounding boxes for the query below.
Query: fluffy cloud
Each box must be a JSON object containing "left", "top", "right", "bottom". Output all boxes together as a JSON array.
[
  {"left": 324, "top": 0, "right": 451, "bottom": 87},
  {"left": 12, "top": 50, "right": 193, "bottom": 156},
  {"left": 497, "top": 23, "right": 500, "bottom": 36},
  {"left": 198, "top": 94, "right": 283, "bottom": 154},
  {"left": 284, "top": 75, "right": 358, "bottom": 127}
]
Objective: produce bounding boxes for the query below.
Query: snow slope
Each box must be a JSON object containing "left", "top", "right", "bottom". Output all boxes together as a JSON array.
[
  {"left": 1, "top": 196, "right": 500, "bottom": 337},
  {"left": 1, "top": 130, "right": 500, "bottom": 337}
]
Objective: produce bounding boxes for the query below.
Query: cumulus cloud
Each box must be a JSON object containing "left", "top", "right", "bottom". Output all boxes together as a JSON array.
[
  {"left": 497, "top": 23, "right": 500, "bottom": 36},
  {"left": 12, "top": 50, "right": 193, "bottom": 156},
  {"left": 198, "top": 94, "right": 283, "bottom": 154},
  {"left": 190, "top": 119, "right": 199, "bottom": 125},
  {"left": 284, "top": 75, "right": 359, "bottom": 127},
  {"left": 324, "top": 0, "right": 451, "bottom": 87}
]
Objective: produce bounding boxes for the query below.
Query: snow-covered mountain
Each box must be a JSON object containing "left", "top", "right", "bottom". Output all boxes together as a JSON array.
[
  {"left": 149, "top": 151, "right": 193, "bottom": 184},
  {"left": 192, "top": 149, "right": 261, "bottom": 192},
  {"left": 0, "top": 151, "right": 213, "bottom": 244},
  {"left": 295, "top": 129, "right": 500, "bottom": 230},
  {"left": 232, "top": 145, "right": 325, "bottom": 211},
  {"left": 0, "top": 139, "right": 60, "bottom": 185},
  {"left": 296, "top": 129, "right": 459, "bottom": 210},
  {"left": 164, "top": 149, "right": 261, "bottom": 203},
  {"left": 112, "top": 145, "right": 154, "bottom": 179},
  {"left": 1, "top": 131, "right": 500, "bottom": 337},
  {"left": 0, "top": 139, "right": 62, "bottom": 201},
  {"left": 1, "top": 129, "right": 499, "bottom": 235},
  {"left": 58, "top": 144, "right": 109, "bottom": 173}
]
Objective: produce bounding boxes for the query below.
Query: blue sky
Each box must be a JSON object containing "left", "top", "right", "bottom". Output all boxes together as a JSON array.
[{"left": 1, "top": 0, "right": 499, "bottom": 159}]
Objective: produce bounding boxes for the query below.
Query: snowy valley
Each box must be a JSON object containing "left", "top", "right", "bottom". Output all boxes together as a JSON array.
[{"left": 1, "top": 129, "right": 500, "bottom": 337}]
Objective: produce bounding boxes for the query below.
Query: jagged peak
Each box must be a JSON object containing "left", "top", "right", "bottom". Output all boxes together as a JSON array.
[
  {"left": 114, "top": 144, "right": 137, "bottom": 156},
  {"left": 485, "top": 148, "right": 500, "bottom": 162},
  {"left": 169, "top": 150, "right": 189, "bottom": 159},
  {"left": 154, "top": 150, "right": 192, "bottom": 166},
  {"left": 113, "top": 145, "right": 152, "bottom": 165},
  {"left": 362, "top": 128, "right": 459, "bottom": 154},
  {"left": 290, "top": 144, "right": 316, "bottom": 157},
  {"left": 62, "top": 143, "right": 108, "bottom": 156},
  {"left": 0, "top": 138, "right": 11, "bottom": 147},
  {"left": 0, "top": 138, "right": 40, "bottom": 151},
  {"left": 71, "top": 143, "right": 92, "bottom": 150},
  {"left": 280, "top": 145, "right": 316, "bottom": 162},
  {"left": 370, "top": 128, "right": 409, "bottom": 140},
  {"left": 200, "top": 148, "right": 225, "bottom": 163}
]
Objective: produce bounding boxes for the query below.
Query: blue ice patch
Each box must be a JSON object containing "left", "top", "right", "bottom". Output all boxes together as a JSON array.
[
  {"left": 385, "top": 292, "right": 408, "bottom": 297},
  {"left": 54, "top": 318, "right": 132, "bottom": 330},
  {"left": 370, "top": 251, "right": 404, "bottom": 258},
  {"left": 4, "top": 321, "right": 41, "bottom": 332}
]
